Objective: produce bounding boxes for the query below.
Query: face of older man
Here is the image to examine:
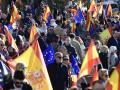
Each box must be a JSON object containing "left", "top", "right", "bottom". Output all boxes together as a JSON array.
[{"left": 55, "top": 52, "right": 63, "bottom": 64}]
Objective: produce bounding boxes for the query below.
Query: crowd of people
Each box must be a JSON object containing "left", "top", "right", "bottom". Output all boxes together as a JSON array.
[{"left": 0, "top": 0, "right": 119, "bottom": 90}]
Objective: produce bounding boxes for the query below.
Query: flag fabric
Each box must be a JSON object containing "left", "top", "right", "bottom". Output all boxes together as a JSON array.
[
  {"left": 77, "top": 0, "right": 82, "bottom": 9},
  {"left": 43, "top": 44, "right": 55, "bottom": 65},
  {"left": 93, "top": 8, "right": 98, "bottom": 18},
  {"left": 88, "top": 0, "right": 96, "bottom": 12},
  {"left": 78, "top": 40, "right": 101, "bottom": 79},
  {"left": 71, "top": 55, "right": 80, "bottom": 75},
  {"left": 108, "top": 25, "right": 112, "bottom": 35},
  {"left": 46, "top": 14, "right": 53, "bottom": 27},
  {"left": 99, "top": 27, "right": 112, "bottom": 44},
  {"left": 70, "top": 9, "right": 77, "bottom": 16},
  {"left": 6, "top": 59, "right": 16, "bottom": 74},
  {"left": 86, "top": 13, "right": 91, "bottom": 31},
  {"left": 106, "top": 4, "right": 112, "bottom": 17},
  {"left": 29, "top": 24, "right": 38, "bottom": 44},
  {"left": 0, "top": 61, "right": 11, "bottom": 86},
  {"left": 106, "top": 64, "right": 120, "bottom": 90},
  {"left": 10, "top": 4, "right": 21, "bottom": 24},
  {"left": 14, "top": 40, "right": 53, "bottom": 90},
  {"left": 43, "top": 5, "right": 51, "bottom": 22},
  {"left": 0, "top": 61, "right": 11, "bottom": 75},
  {"left": 93, "top": 4, "right": 98, "bottom": 18},
  {"left": 89, "top": 23, "right": 95, "bottom": 37},
  {"left": 7, "top": 24, "right": 14, "bottom": 33},
  {"left": 98, "top": 2, "right": 103, "bottom": 15},
  {"left": 26, "top": 20, "right": 53, "bottom": 89},
  {"left": 74, "top": 8, "right": 85, "bottom": 24},
  {"left": 71, "top": 22, "right": 76, "bottom": 33},
  {"left": 4, "top": 26, "right": 19, "bottom": 52},
  {"left": 90, "top": 65, "right": 99, "bottom": 84}
]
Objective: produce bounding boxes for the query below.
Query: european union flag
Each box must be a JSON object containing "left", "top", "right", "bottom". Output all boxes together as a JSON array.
[
  {"left": 89, "top": 23, "right": 95, "bottom": 37},
  {"left": 43, "top": 44, "right": 55, "bottom": 66},
  {"left": 0, "top": 61, "right": 11, "bottom": 86},
  {"left": 7, "top": 24, "right": 13, "bottom": 33},
  {"left": 46, "top": 14, "right": 53, "bottom": 27},
  {"left": 74, "top": 8, "right": 85, "bottom": 24},
  {"left": 71, "top": 55, "right": 80, "bottom": 75}
]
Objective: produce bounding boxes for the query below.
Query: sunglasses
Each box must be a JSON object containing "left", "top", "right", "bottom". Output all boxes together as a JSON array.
[
  {"left": 63, "top": 58, "right": 69, "bottom": 60},
  {"left": 14, "top": 80, "right": 23, "bottom": 85},
  {"left": 57, "top": 56, "right": 63, "bottom": 59},
  {"left": 102, "top": 73, "right": 109, "bottom": 78},
  {"left": 16, "top": 81, "right": 23, "bottom": 84}
]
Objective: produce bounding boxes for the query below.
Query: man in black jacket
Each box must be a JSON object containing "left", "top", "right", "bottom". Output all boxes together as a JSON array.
[{"left": 47, "top": 52, "right": 69, "bottom": 90}]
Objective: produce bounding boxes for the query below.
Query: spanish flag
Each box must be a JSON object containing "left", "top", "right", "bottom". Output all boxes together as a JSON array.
[
  {"left": 70, "top": 9, "right": 77, "bottom": 16},
  {"left": 10, "top": 3, "right": 21, "bottom": 24},
  {"left": 78, "top": 40, "right": 101, "bottom": 79},
  {"left": 86, "top": 13, "right": 91, "bottom": 31},
  {"left": 106, "top": 64, "right": 120, "bottom": 90},
  {"left": 43, "top": 5, "right": 51, "bottom": 21},
  {"left": 29, "top": 23, "right": 38, "bottom": 44},
  {"left": 88, "top": 0, "right": 96, "bottom": 12},
  {"left": 4, "top": 26, "right": 19, "bottom": 52},
  {"left": 71, "top": 22, "right": 76, "bottom": 33},
  {"left": 77, "top": 0, "right": 82, "bottom": 9},
  {"left": 90, "top": 65, "right": 99, "bottom": 83},
  {"left": 93, "top": 7, "right": 98, "bottom": 18},
  {"left": 98, "top": 2, "right": 103, "bottom": 15},
  {"left": 99, "top": 26, "right": 112, "bottom": 44},
  {"left": 107, "top": 4, "right": 112, "bottom": 17},
  {"left": 14, "top": 40, "right": 53, "bottom": 90}
]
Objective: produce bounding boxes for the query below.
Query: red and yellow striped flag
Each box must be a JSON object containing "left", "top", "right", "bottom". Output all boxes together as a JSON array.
[
  {"left": 86, "top": 13, "right": 91, "bottom": 31},
  {"left": 70, "top": 9, "right": 77, "bottom": 16},
  {"left": 93, "top": 7, "right": 98, "bottom": 18},
  {"left": 107, "top": 4, "right": 112, "bottom": 17},
  {"left": 71, "top": 22, "right": 76, "bottom": 33},
  {"left": 98, "top": 2, "right": 103, "bottom": 15},
  {"left": 106, "top": 64, "right": 120, "bottom": 90},
  {"left": 29, "top": 24, "right": 38, "bottom": 43},
  {"left": 88, "top": 0, "right": 96, "bottom": 12},
  {"left": 43, "top": 5, "right": 51, "bottom": 21},
  {"left": 14, "top": 40, "right": 53, "bottom": 90},
  {"left": 10, "top": 4, "right": 21, "bottom": 24},
  {"left": 4, "top": 26, "right": 19, "bottom": 52},
  {"left": 99, "top": 26, "right": 112, "bottom": 44},
  {"left": 78, "top": 39, "right": 101, "bottom": 79},
  {"left": 77, "top": 0, "right": 82, "bottom": 9}
]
